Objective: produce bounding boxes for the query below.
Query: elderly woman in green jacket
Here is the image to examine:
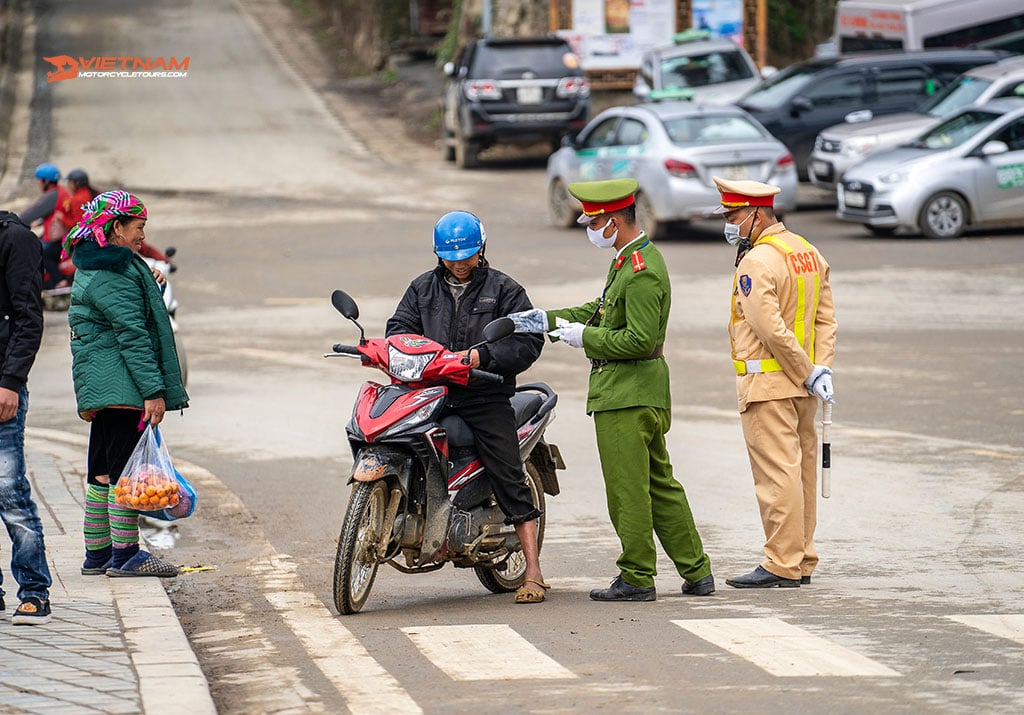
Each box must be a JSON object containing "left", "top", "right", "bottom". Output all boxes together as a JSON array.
[{"left": 64, "top": 191, "right": 188, "bottom": 577}]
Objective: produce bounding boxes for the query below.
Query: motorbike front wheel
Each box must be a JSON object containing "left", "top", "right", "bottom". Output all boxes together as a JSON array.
[
  {"left": 333, "top": 480, "right": 389, "bottom": 614},
  {"left": 474, "top": 463, "right": 546, "bottom": 594}
]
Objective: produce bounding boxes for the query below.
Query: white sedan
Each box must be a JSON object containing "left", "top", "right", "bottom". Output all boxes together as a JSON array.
[{"left": 547, "top": 99, "right": 797, "bottom": 239}]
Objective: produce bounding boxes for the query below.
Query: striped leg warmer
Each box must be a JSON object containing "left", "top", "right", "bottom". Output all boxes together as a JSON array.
[
  {"left": 109, "top": 487, "right": 140, "bottom": 567},
  {"left": 83, "top": 483, "right": 112, "bottom": 567}
]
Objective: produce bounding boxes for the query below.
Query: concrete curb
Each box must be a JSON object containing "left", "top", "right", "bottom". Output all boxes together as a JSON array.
[{"left": 25, "top": 427, "right": 217, "bottom": 715}]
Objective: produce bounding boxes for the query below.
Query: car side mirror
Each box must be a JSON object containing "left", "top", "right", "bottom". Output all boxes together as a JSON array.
[
  {"left": 561, "top": 134, "right": 579, "bottom": 149},
  {"left": 790, "top": 96, "right": 813, "bottom": 115},
  {"left": 979, "top": 140, "right": 1009, "bottom": 157},
  {"left": 760, "top": 66, "right": 778, "bottom": 79},
  {"left": 844, "top": 109, "right": 874, "bottom": 123},
  {"left": 443, "top": 61, "right": 456, "bottom": 77}
]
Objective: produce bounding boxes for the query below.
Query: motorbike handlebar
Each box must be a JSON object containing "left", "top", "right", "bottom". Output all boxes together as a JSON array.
[
  {"left": 470, "top": 369, "right": 504, "bottom": 384},
  {"left": 332, "top": 344, "right": 361, "bottom": 355}
]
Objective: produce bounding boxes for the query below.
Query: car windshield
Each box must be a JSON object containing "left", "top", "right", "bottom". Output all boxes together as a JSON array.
[
  {"left": 909, "top": 110, "right": 1000, "bottom": 149},
  {"left": 663, "top": 114, "right": 765, "bottom": 144},
  {"left": 922, "top": 76, "right": 994, "bottom": 117},
  {"left": 738, "top": 64, "right": 817, "bottom": 110},
  {"left": 470, "top": 43, "right": 579, "bottom": 79},
  {"left": 658, "top": 49, "right": 754, "bottom": 89}
]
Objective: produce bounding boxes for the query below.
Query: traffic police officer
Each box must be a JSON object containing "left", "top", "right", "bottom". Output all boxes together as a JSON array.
[
  {"left": 713, "top": 177, "right": 837, "bottom": 588},
  {"left": 510, "top": 178, "right": 714, "bottom": 601}
]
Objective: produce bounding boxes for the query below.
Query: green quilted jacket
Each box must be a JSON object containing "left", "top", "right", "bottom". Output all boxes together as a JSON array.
[{"left": 69, "top": 241, "right": 189, "bottom": 419}]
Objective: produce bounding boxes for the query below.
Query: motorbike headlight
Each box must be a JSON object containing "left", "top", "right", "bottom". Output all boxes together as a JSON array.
[
  {"left": 878, "top": 169, "right": 909, "bottom": 185},
  {"left": 840, "top": 135, "right": 878, "bottom": 158},
  {"left": 387, "top": 346, "right": 433, "bottom": 381},
  {"left": 378, "top": 398, "right": 443, "bottom": 439}
]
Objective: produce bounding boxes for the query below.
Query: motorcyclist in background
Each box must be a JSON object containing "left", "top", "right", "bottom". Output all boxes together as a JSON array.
[
  {"left": 19, "top": 163, "right": 72, "bottom": 290},
  {"left": 385, "top": 210, "right": 550, "bottom": 604}
]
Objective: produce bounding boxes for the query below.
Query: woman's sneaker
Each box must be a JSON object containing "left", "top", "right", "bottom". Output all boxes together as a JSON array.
[
  {"left": 12, "top": 597, "right": 51, "bottom": 625},
  {"left": 106, "top": 550, "right": 178, "bottom": 578}
]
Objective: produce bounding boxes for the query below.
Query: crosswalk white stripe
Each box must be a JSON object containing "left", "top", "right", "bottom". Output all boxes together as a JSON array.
[
  {"left": 948, "top": 615, "right": 1024, "bottom": 645},
  {"left": 401, "top": 624, "right": 577, "bottom": 681},
  {"left": 265, "top": 591, "right": 423, "bottom": 714},
  {"left": 672, "top": 618, "right": 901, "bottom": 678}
]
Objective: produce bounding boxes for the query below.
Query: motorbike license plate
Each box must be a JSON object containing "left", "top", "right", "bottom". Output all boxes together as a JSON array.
[
  {"left": 843, "top": 190, "right": 866, "bottom": 208},
  {"left": 517, "top": 86, "right": 542, "bottom": 104},
  {"left": 722, "top": 164, "right": 749, "bottom": 180}
]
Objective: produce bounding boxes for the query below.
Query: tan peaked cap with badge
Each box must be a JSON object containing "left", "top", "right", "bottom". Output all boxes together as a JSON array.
[{"left": 712, "top": 177, "right": 781, "bottom": 214}]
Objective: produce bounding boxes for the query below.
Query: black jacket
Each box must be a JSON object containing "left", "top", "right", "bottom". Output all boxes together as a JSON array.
[
  {"left": 0, "top": 211, "right": 44, "bottom": 391},
  {"left": 386, "top": 261, "right": 542, "bottom": 399}
]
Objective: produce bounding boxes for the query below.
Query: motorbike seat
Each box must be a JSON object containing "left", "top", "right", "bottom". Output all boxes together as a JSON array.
[
  {"left": 510, "top": 391, "right": 543, "bottom": 426},
  {"left": 439, "top": 392, "right": 543, "bottom": 449}
]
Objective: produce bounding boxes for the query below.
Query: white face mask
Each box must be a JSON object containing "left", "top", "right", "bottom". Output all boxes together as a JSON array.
[
  {"left": 723, "top": 210, "right": 754, "bottom": 245},
  {"left": 587, "top": 219, "right": 618, "bottom": 248}
]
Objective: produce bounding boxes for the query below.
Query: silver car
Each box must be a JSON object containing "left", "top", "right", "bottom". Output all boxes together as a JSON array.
[
  {"left": 633, "top": 33, "right": 772, "bottom": 106},
  {"left": 836, "top": 98, "right": 1024, "bottom": 238},
  {"left": 547, "top": 100, "right": 798, "bottom": 239},
  {"left": 810, "top": 56, "right": 1024, "bottom": 192}
]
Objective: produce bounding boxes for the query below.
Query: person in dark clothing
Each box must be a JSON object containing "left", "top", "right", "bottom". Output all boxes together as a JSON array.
[
  {"left": 0, "top": 210, "right": 52, "bottom": 624},
  {"left": 19, "top": 163, "right": 71, "bottom": 290},
  {"left": 386, "top": 210, "right": 549, "bottom": 604}
]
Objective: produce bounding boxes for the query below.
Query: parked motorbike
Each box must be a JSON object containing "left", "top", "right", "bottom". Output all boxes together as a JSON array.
[
  {"left": 142, "top": 246, "right": 187, "bottom": 387},
  {"left": 326, "top": 290, "right": 565, "bottom": 614}
]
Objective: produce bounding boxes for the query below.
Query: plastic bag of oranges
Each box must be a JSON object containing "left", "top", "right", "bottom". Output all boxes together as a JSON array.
[{"left": 113, "top": 424, "right": 196, "bottom": 520}]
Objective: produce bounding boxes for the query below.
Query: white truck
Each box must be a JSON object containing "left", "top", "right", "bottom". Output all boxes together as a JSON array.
[{"left": 834, "top": 0, "right": 1024, "bottom": 54}]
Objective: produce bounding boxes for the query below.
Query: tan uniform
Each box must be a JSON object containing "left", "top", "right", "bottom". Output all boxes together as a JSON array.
[{"left": 729, "top": 222, "right": 837, "bottom": 580}]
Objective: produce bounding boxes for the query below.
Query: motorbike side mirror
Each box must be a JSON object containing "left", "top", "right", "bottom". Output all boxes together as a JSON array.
[
  {"left": 164, "top": 246, "right": 177, "bottom": 258},
  {"left": 331, "top": 289, "right": 366, "bottom": 343},
  {"left": 332, "top": 289, "right": 359, "bottom": 319},
  {"left": 482, "top": 316, "right": 515, "bottom": 343}
]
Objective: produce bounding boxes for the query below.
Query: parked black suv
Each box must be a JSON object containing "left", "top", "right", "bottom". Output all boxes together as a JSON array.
[
  {"left": 441, "top": 36, "right": 591, "bottom": 168},
  {"left": 735, "top": 49, "right": 1011, "bottom": 178}
]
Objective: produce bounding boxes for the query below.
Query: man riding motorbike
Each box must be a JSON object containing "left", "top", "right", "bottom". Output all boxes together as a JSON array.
[
  {"left": 385, "top": 210, "right": 550, "bottom": 604},
  {"left": 19, "top": 163, "right": 72, "bottom": 290}
]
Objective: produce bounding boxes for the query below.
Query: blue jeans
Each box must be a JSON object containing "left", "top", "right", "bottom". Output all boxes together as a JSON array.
[{"left": 0, "top": 386, "right": 51, "bottom": 602}]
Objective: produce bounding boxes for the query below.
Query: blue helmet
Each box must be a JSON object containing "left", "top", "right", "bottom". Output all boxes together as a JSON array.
[
  {"left": 433, "top": 210, "right": 486, "bottom": 261},
  {"left": 35, "top": 162, "right": 61, "bottom": 183}
]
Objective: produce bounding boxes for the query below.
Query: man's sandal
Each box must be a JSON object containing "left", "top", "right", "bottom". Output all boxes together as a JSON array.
[{"left": 514, "top": 578, "right": 550, "bottom": 604}]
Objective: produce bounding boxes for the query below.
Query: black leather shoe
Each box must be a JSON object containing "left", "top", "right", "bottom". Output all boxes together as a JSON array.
[
  {"left": 726, "top": 565, "right": 800, "bottom": 589},
  {"left": 801, "top": 575, "right": 811, "bottom": 585},
  {"left": 590, "top": 575, "right": 656, "bottom": 602},
  {"left": 681, "top": 574, "right": 715, "bottom": 596}
]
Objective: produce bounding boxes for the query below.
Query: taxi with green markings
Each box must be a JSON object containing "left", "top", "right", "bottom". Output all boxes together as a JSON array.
[
  {"left": 837, "top": 98, "right": 1024, "bottom": 238},
  {"left": 546, "top": 91, "right": 797, "bottom": 239}
]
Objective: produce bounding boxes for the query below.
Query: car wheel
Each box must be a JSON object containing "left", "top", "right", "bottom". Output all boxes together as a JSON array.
[
  {"left": 634, "top": 191, "right": 663, "bottom": 240},
  {"left": 865, "top": 225, "right": 896, "bottom": 237},
  {"left": 547, "top": 178, "right": 578, "bottom": 228},
  {"left": 455, "top": 132, "right": 479, "bottom": 169},
  {"left": 918, "top": 191, "right": 967, "bottom": 239},
  {"left": 442, "top": 126, "right": 455, "bottom": 162}
]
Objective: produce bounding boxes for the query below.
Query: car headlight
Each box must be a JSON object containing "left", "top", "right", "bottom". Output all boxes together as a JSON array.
[
  {"left": 387, "top": 346, "right": 434, "bottom": 381},
  {"left": 877, "top": 169, "right": 909, "bottom": 185},
  {"left": 840, "top": 135, "right": 879, "bottom": 158}
]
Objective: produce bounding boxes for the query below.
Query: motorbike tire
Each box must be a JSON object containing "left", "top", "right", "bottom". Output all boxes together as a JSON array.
[
  {"left": 474, "top": 463, "right": 546, "bottom": 594},
  {"left": 333, "top": 480, "right": 389, "bottom": 614}
]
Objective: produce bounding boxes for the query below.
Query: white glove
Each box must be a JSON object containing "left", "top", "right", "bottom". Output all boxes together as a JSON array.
[
  {"left": 507, "top": 308, "right": 547, "bottom": 333},
  {"left": 805, "top": 365, "right": 835, "bottom": 403},
  {"left": 551, "top": 321, "right": 585, "bottom": 349}
]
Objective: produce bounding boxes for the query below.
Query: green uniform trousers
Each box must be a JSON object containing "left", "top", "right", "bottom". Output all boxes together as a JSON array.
[{"left": 594, "top": 405, "right": 712, "bottom": 589}]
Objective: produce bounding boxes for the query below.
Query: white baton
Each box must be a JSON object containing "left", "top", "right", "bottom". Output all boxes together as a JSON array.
[{"left": 821, "top": 400, "right": 833, "bottom": 499}]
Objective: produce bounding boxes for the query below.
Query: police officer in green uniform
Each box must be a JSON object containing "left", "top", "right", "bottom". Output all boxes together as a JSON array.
[{"left": 510, "top": 178, "right": 714, "bottom": 601}]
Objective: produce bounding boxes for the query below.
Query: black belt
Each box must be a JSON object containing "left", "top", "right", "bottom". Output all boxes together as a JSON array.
[{"left": 591, "top": 344, "right": 664, "bottom": 369}]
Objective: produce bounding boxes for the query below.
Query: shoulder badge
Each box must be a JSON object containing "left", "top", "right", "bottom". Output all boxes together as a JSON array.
[
  {"left": 631, "top": 251, "right": 646, "bottom": 272},
  {"left": 739, "top": 274, "right": 752, "bottom": 296}
]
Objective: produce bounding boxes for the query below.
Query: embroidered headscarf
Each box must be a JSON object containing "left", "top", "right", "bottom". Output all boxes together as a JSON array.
[{"left": 61, "top": 190, "right": 147, "bottom": 259}]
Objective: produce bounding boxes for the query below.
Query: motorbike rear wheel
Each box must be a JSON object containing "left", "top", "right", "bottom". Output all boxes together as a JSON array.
[
  {"left": 474, "top": 463, "right": 546, "bottom": 594},
  {"left": 333, "top": 480, "right": 389, "bottom": 614}
]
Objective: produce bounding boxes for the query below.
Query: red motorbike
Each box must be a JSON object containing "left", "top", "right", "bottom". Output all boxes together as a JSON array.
[{"left": 326, "top": 290, "right": 565, "bottom": 614}]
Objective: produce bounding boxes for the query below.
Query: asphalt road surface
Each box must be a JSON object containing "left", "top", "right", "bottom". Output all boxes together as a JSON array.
[{"left": 7, "top": 1, "right": 1024, "bottom": 713}]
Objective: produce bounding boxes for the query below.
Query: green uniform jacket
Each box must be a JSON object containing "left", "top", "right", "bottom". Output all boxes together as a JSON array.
[
  {"left": 548, "top": 235, "right": 671, "bottom": 414},
  {"left": 69, "top": 241, "right": 189, "bottom": 419}
]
